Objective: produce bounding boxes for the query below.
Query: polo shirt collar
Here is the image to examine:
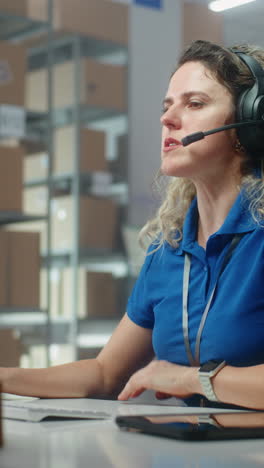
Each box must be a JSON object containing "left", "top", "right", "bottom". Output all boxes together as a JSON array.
[
  {"left": 177, "top": 189, "right": 257, "bottom": 255},
  {"left": 216, "top": 190, "right": 257, "bottom": 236}
]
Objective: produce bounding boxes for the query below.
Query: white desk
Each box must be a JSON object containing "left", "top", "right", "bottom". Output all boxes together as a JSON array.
[{"left": 1, "top": 399, "right": 264, "bottom": 468}]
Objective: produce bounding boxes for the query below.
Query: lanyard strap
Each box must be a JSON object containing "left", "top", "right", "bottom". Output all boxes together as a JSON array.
[{"left": 182, "top": 234, "right": 242, "bottom": 366}]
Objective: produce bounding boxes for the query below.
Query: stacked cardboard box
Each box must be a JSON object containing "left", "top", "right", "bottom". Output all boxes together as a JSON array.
[
  {"left": 51, "top": 195, "right": 118, "bottom": 251},
  {"left": 0, "top": 0, "right": 46, "bottom": 21},
  {"left": 40, "top": 266, "right": 126, "bottom": 320},
  {"left": 0, "top": 230, "right": 40, "bottom": 307},
  {"left": 23, "top": 126, "right": 108, "bottom": 183},
  {"left": 6, "top": 220, "right": 47, "bottom": 252},
  {"left": 0, "top": 41, "right": 26, "bottom": 107},
  {"left": 61, "top": 268, "right": 126, "bottom": 319},
  {"left": 51, "top": 0, "right": 128, "bottom": 45},
  {"left": 23, "top": 152, "right": 48, "bottom": 182},
  {"left": 11, "top": 194, "right": 119, "bottom": 253},
  {"left": 0, "top": 0, "right": 128, "bottom": 46},
  {"left": 0, "top": 329, "right": 25, "bottom": 367},
  {"left": 53, "top": 126, "right": 107, "bottom": 175},
  {"left": 23, "top": 185, "right": 48, "bottom": 215},
  {"left": 0, "top": 145, "right": 24, "bottom": 212},
  {"left": 26, "top": 59, "right": 127, "bottom": 112}
]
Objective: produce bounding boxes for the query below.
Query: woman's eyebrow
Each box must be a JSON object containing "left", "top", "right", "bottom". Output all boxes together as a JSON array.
[
  {"left": 182, "top": 91, "right": 210, "bottom": 101},
  {"left": 162, "top": 91, "right": 210, "bottom": 106},
  {"left": 162, "top": 97, "right": 173, "bottom": 107}
]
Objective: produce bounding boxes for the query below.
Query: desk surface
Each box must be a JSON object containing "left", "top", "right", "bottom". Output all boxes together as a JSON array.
[{"left": 1, "top": 399, "right": 264, "bottom": 468}]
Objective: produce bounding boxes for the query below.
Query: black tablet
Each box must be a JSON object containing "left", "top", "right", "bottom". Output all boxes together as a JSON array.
[{"left": 115, "top": 411, "right": 264, "bottom": 441}]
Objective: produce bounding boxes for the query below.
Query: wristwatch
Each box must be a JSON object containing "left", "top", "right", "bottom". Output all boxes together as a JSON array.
[{"left": 198, "top": 360, "right": 226, "bottom": 402}]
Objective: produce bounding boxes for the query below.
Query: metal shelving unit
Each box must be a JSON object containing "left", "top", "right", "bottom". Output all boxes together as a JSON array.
[
  {"left": 53, "top": 34, "right": 128, "bottom": 360},
  {"left": 0, "top": 3, "right": 129, "bottom": 365},
  {"left": 0, "top": 12, "right": 48, "bottom": 42},
  {"left": 0, "top": 212, "right": 46, "bottom": 225},
  {"left": 0, "top": 13, "right": 51, "bottom": 360}
]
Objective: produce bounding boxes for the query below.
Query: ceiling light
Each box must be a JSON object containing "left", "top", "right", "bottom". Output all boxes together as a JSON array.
[{"left": 209, "top": 0, "right": 256, "bottom": 12}]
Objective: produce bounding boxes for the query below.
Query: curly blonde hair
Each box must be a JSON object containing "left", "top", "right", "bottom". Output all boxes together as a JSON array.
[{"left": 139, "top": 40, "right": 264, "bottom": 252}]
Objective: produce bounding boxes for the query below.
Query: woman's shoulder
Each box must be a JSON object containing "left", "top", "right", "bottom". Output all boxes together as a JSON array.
[{"left": 144, "top": 239, "right": 181, "bottom": 266}]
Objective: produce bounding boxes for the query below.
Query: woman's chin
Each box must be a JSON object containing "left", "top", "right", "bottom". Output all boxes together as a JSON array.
[{"left": 161, "top": 160, "right": 188, "bottom": 178}]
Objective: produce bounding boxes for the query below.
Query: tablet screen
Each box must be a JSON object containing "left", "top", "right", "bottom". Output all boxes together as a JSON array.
[{"left": 115, "top": 411, "right": 264, "bottom": 441}]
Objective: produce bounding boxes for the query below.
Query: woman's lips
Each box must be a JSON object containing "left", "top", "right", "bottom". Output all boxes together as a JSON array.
[{"left": 163, "top": 137, "right": 182, "bottom": 152}]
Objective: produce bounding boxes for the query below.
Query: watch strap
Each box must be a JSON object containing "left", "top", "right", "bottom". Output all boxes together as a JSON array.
[{"left": 199, "top": 361, "right": 226, "bottom": 402}]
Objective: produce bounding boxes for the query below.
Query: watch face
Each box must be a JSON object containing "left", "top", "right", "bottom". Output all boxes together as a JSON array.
[{"left": 200, "top": 360, "right": 223, "bottom": 372}]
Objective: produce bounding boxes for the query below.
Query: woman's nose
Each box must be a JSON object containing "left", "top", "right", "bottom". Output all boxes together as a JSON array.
[{"left": 160, "top": 108, "right": 181, "bottom": 129}]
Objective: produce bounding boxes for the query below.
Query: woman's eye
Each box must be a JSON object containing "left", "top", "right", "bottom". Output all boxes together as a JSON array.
[
  {"left": 188, "top": 101, "right": 204, "bottom": 108},
  {"left": 161, "top": 107, "right": 169, "bottom": 115}
]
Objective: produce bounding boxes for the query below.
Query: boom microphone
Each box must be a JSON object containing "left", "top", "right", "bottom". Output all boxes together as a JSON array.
[{"left": 181, "top": 119, "right": 264, "bottom": 147}]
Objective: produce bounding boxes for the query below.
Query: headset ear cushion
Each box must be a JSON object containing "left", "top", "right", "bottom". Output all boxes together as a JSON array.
[
  {"left": 236, "top": 95, "right": 264, "bottom": 157},
  {"left": 253, "top": 95, "right": 264, "bottom": 120},
  {"left": 233, "top": 50, "right": 264, "bottom": 158},
  {"left": 236, "top": 89, "right": 248, "bottom": 121}
]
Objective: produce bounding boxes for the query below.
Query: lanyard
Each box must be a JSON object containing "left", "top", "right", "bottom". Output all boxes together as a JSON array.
[{"left": 182, "top": 234, "right": 242, "bottom": 366}]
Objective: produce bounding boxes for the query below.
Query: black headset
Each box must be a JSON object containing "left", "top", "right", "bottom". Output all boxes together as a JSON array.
[{"left": 233, "top": 51, "right": 264, "bottom": 158}]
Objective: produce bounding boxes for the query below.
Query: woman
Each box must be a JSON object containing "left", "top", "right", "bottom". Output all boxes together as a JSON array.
[{"left": 2, "top": 40, "right": 264, "bottom": 409}]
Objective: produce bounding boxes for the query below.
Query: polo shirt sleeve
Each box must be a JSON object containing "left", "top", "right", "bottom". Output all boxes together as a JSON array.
[{"left": 126, "top": 244, "right": 155, "bottom": 329}]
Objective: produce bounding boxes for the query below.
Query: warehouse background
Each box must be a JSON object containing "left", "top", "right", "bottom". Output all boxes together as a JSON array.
[{"left": 0, "top": 0, "right": 261, "bottom": 368}]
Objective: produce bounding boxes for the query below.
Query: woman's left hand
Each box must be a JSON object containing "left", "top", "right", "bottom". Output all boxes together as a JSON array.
[{"left": 117, "top": 360, "right": 199, "bottom": 401}]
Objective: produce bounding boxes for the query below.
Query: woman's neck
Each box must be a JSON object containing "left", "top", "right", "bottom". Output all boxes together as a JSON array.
[{"left": 195, "top": 175, "right": 241, "bottom": 249}]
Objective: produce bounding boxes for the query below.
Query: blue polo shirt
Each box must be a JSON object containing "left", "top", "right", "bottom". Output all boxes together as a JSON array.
[{"left": 127, "top": 191, "right": 264, "bottom": 367}]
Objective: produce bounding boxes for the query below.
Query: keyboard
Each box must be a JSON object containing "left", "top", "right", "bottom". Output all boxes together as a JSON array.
[{"left": 2, "top": 399, "right": 111, "bottom": 422}]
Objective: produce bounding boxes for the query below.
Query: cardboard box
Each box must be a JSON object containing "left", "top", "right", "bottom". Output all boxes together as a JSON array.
[
  {"left": 54, "top": 59, "right": 126, "bottom": 111},
  {"left": 52, "top": 0, "right": 128, "bottom": 45},
  {"left": 51, "top": 195, "right": 118, "bottom": 251},
  {"left": 23, "top": 151, "right": 48, "bottom": 182},
  {"left": 0, "top": 0, "right": 46, "bottom": 20},
  {"left": 61, "top": 266, "right": 87, "bottom": 318},
  {"left": 0, "top": 41, "right": 26, "bottom": 106},
  {"left": 62, "top": 268, "right": 125, "bottom": 319},
  {"left": 6, "top": 220, "right": 47, "bottom": 251},
  {"left": 0, "top": 145, "right": 23, "bottom": 212},
  {"left": 86, "top": 271, "right": 121, "bottom": 318},
  {"left": 0, "top": 230, "right": 40, "bottom": 307},
  {"left": 0, "top": 329, "right": 24, "bottom": 367},
  {"left": 183, "top": 4, "right": 223, "bottom": 47},
  {"left": 9, "top": 0, "right": 128, "bottom": 45},
  {"left": 26, "top": 67, "right": 47, "bottom": 112},
  {"left": 8, "top": 231, "right": 40, "bottom": 307},
  {"left": 54, "top": 126, "right": 107, "bottom": 175},
  {"left": 23, "top": 185, "right": 48, "bottom": 215},
  {"left": 0, "top": 0, "right": 28, "bottom": 17},
  {"left": 26, "top": 59, "right": 127, "bottom": 112}
]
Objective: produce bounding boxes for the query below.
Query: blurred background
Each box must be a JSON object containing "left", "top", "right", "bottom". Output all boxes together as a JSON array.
[{"left": 0, "top": 0, "right": 261, "bottom": 369}]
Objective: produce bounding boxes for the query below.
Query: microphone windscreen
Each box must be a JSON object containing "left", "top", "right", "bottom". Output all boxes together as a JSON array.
[{"left": 181, "top": 131, "right": 205, "bottom": 147}]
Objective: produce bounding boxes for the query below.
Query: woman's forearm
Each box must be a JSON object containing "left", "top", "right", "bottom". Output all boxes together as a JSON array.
[
  {"left": 0, "top": 358, "right": 106, "bottom": 398},
  {"left": 193, "top": 363, "right": 264, "bottom": 410},
  {"left": 0, "top": 315, "right": 155, "bottom": 399}
]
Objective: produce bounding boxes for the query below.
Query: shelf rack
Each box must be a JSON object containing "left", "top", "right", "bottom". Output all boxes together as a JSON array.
[{"left": 0, "top": 4, "right": 130, "bottom": 365}]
